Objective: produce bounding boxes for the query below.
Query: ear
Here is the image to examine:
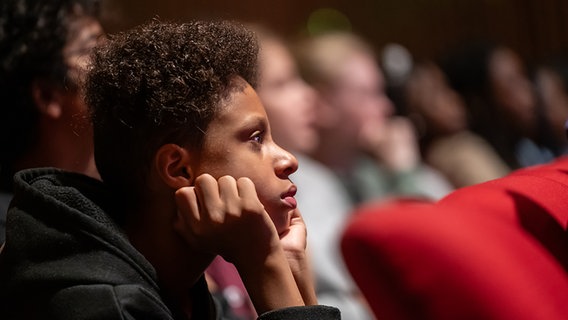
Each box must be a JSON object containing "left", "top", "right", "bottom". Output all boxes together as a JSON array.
[
  {"left": 31, "top": 80, "right": 62, "bottom": 119},
  {"left": 154, "top": 144, "right": 194, "bottom": 189}
]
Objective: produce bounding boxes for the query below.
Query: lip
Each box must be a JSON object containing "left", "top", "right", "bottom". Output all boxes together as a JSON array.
[{"left": 281, "top": 185, "right": 297, "bottom": 209}]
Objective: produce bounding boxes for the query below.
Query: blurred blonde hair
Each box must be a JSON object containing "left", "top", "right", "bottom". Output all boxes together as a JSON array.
[{"left": 293, "top": 31, "right": 375, "bottom": 88}]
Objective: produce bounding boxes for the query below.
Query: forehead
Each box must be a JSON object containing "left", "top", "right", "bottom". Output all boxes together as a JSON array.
[
  {"left": 210, "top": 82, "right": 268, "bottom": 126},
  {"left": 260, "top": 40, "right": 293, "bottom": 71},
  {"left": 337, "top": 52, "right": 383, "bottom": 87}
]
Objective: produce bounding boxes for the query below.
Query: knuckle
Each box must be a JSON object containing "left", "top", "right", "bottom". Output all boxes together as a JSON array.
[
  {"left": 236, "top": 176, "right": 254, "bottom": 188},
  {"left": 218, "top": 175, "right": 236, "bottom": 184},
  {"left": 195, "top": 173, "right": 214, "bottom": 186}
]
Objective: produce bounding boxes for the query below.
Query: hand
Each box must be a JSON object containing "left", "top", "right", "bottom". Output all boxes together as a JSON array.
[
  {"left": 173, "top": 174, "right": 280, "bottom": 263},
  {"left": 174, "top": 174, "right": 306, "bottom": 312},
  {"left": 278, "top": 209, "right": 317, "bottom": 305},
  {"left": 279, "top": 208, "right": 306, "bottom": 252}
]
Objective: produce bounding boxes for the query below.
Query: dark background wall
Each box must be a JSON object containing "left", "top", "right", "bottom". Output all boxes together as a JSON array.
[{"left": 100, "top": 0, "right": 568, "bottom": 67}]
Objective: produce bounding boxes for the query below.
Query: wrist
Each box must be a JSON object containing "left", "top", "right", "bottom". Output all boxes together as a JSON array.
[
  {"left": 235, "top": 244, "right": 304, "bottom": 314},
  {"left": 285, "top": 250, "right": 318, "bottom": 305}
]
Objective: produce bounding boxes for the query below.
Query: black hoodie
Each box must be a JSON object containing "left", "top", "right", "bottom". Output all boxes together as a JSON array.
[{"left": 0, "top": 168, "right": 340, "bottom": 320}]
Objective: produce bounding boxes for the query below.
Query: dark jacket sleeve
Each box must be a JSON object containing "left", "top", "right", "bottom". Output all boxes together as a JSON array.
[{"left": 257, "top": 305, "right": 341, "bottom": 320}]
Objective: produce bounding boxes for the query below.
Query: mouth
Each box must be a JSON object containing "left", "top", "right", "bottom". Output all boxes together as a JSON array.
[{"left": 281, "top": 185, "right": 297, "bottom": 209}]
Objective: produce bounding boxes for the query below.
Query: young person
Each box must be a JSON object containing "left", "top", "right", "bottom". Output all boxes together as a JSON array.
[
  {"left": 0, "top": 19, "right": 340, "bottom": 320},
  {"left": 205, "top": 24, "right": 373, "bottom": 319}
]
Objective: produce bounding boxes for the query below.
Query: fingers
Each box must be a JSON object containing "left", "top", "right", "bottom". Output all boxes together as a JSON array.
[
  {"left": 236, "top": 177, "right": 265, "bottom": 213},
  {"left": 174, "top": 173, "right": 278, "bottom": 261},
  {"left": 175, "top": 186, "right": 200, "bottom": 221},
  {"left": 218, "top": 175, "right": 240, "bottom": 218},
  {"left": 194, "top": 174, "right": 255, "bottom": 220},
  {"left": 173, "top": 186, "right": 200, "bottom": 248},
  {"left": 193, "top": 174, "right": 221, "bottom": 221},
  {"left": 181, "top": 174, "right": 267, "bottom": 227}
]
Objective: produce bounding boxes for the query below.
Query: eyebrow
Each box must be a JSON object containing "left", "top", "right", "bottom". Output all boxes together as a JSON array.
[{"left": 240, "top": 114, "right": 268, "bottom": 131}]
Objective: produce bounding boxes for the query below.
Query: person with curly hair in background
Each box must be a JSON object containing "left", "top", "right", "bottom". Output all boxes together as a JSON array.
[{"left": 0, "top": 0, "right": 104, "bottom": 243}]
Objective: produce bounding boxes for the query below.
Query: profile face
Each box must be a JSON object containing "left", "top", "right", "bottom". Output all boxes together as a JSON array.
[
  {"left": 406, "top": 63, "right": 467, "bottom": 135},
  {"left": 257, "top": 39, "right": 318, "bottom": 154},
  {"left": 193, "top": 81, "right": 299, "bottom": 235},
  {"left": 328, "top": 51, "right": 394, "bottom": 143},
  {"left": 536, "top": 68, "right": 568, "bottom": 140},
  {"left": 489, "top": 48, "right": 536, "bottom": 130}
]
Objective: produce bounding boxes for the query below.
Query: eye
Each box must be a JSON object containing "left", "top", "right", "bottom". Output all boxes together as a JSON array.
[{"left": 250, "top": 130, "right": 264, "bottom": 144}]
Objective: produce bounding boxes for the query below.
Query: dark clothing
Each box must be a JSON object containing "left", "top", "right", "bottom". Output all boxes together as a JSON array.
[
  {"left": 0, "top": 168, "right": 341, "bottom": 320},
  {"left": 0, "top": 191, "right": 10, "bottom": 243}
]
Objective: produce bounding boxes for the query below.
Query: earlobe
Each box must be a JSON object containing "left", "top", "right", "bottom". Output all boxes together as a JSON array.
[
  {"left": 155, "top": 144, "right": 194, "bottom": 189},
  {"left": 31, "top": 80, "right": 63, "bottom": 119}
]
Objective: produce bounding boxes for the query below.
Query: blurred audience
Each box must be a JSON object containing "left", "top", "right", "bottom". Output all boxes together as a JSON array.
[
  {"left": 293, "top": 30, "right": 453, "bottom": 205},
  {"left": 441, "top": 42, "right": 554, "bottom": 169},
  {"left": 0, "top": 0, "right": 104, "bottom": 242},
  {"left": 399, "top": 60, "right": 511, "bottom": 188}
]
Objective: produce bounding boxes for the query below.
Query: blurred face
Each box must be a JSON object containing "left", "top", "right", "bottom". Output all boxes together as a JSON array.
[
  {"left": 59, "top": 16, "right": 104, "bottom": 177},
  {"left": 406, "top": 63, "right": 467, "bottom": 135},
  {"left": 256, "top": 39, "right": 318, "bottom": 154},
  {"left": 194, "top": 82, "right": 299, "bottom": 234},
  {"left": 325, "top": 51, "right": 394, "bottom": 142},
  {"left": 489, "top": 48, "right": 536, "bottom": 130},
  {"left": 64, "top": 16, "right": 104, "bottom": 89},
  {"left": 536, "top": 68, "right": 568, "bottom": 141}
]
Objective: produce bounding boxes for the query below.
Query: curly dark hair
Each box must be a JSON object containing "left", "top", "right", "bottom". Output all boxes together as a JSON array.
[
  {"left": 85, "top": 19, "right": 259, "bottom": 205},
  {"left": 0, "top": 0, "right": 100, "bottom": 189}
]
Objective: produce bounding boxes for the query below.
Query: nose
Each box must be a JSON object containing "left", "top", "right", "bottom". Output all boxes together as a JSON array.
[{"left": 274, "top": 144, "right": 298, "bottom": 179}]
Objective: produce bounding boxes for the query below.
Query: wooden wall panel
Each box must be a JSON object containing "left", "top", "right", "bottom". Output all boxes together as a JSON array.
[{"left": 100, "top": 0, "right": 568, "bottom": 65}]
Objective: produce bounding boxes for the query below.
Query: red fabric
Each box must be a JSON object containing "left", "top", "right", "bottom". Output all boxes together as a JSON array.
[{"left": 341, "top": 157, "right": 568, "bottom": 319}]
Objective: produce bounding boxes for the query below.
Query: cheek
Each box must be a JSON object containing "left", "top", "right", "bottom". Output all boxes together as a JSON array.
[
  {"left": 194, "top": 154, "right": 247, "bottom": 185},
  {"left": 253, "top": 180, "right": 289, "bottom": 232}
]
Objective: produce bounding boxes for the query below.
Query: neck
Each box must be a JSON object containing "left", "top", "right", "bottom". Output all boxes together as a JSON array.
[{"left": 16, "top": 116, "right": 99, "bottom": 179}]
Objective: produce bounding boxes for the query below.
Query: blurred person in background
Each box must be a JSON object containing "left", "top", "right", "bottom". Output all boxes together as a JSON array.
[
  {"left": 0, "top": 0, "right": 104, "bottom": 243},
  {"left": 441, "top": 42, "right": 554, "bottom": 169},
  {"left": 533, "top": 56, "right": 568, "bottom": 157},
  {"left": 293, "top": 31, "right": 453, "bottom": 205},
  {"left": 399, "top": 60, "right": 511, "bottom": 188}
]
